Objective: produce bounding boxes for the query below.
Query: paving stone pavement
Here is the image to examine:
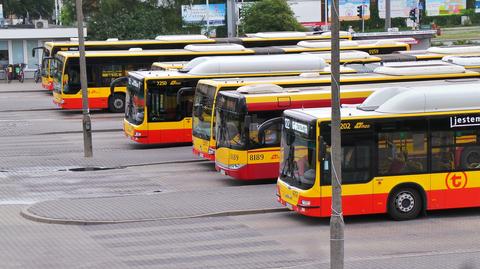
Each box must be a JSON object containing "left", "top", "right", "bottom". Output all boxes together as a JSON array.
[
  {"left": 23, "top": 184, "right": 284, "bottom": 223},
  {"left": 78, "top": 217, "right": 315, "bottom": 269}
]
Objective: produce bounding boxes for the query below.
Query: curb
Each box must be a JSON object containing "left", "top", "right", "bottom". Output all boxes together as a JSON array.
[{"left": 20, "top": 206, "right": 288, "bottom": 226}]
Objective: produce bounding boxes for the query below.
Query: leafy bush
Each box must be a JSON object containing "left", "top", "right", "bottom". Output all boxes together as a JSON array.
[{"left": 240, "top": 0, "right": 305, "bottom": 34}]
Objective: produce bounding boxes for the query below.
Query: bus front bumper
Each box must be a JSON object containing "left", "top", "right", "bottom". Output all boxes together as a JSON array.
[
  {"left": 276, "top": 185, "right": 321, "bottom": 217},
  {"left": 192, "top": 137, "right": 215, "bottom": 160},
  {"left": 125, "top": 125, "right": 192, "bottom": 145},
  {"left": 215, "top": 161, "right": 279, "bottom": 181}
]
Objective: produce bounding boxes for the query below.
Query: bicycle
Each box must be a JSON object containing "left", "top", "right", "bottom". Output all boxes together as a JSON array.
[
  {"left": 15, "top": 63, "right": 25, "bottom": 83},
  {"left": 33, "top": 64, "right": 41, "bottom": 83}
]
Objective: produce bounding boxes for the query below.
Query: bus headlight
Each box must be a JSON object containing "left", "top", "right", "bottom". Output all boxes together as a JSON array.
[
  {"left": 228, "top": 164, "right": 244, "bottom": 170},
  {"left": 134, "top": 132, "right": 142, "bottom": 137},
  {"left": 300, "top": 200, "right": 311, "bottom": 206},
  {"left": 208, "top": 148, "right": 215, "bottom": 155}
]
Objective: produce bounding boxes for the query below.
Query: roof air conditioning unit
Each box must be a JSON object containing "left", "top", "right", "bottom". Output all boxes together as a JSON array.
[{"left": 34, "top": 19, "right": 49, "bottom": 29}]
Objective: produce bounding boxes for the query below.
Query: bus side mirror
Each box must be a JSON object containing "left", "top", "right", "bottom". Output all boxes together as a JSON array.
[{"left": 243, "top": 115, "right": 251, "bottom": 141}]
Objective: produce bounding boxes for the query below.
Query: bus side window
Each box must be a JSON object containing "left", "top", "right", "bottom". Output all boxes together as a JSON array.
[{"left": 341, "top": 133, "right": 373, "bottom": 184}]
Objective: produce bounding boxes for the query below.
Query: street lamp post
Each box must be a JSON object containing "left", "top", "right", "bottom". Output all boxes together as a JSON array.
[
  {"left": 330, "top": 0, "right": 345, "bottom": 267},
  {"left": 75, "top": 0, "right": 93, "bottom": 158}
]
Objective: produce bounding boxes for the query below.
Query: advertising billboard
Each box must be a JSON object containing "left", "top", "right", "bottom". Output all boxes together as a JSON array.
[
  {"left": 426, "top": 0, "right": 466, "bottom": 16},
  {"left": 328, "top": 0, "right": 371, "bottom": 21},
  {"left": 378, "top": 0, "right": 418, "bottom": 18},
  {"left": 288, "top": 0, "right": 322, "bottom": 26},
  {"left": 181, "top": 4, "right": 226, "bottom": 26}
]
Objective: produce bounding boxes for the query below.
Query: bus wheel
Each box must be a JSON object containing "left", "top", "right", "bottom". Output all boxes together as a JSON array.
[
  {"left": 388, "top": 187, "right": 422, "bottom": 221},
  {"left": 108, "top": 93, "right": 125, "bottom": 113}
]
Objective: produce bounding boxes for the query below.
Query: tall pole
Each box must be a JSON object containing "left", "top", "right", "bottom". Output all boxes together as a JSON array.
[
  {"left": 205, "top": 0, "right": 210, "bottom": 36},
  {"left": 75, "top": 0, "right": 93, "bottom": 158},
  {"left": 385, "top": 0, "right": 391, "bottom": 31},
  {"left": 330, "top": 0, "right": 344, "bottom": 266},
  {"left": 55, "top": 0, "right": 58, "bottom": 25},
  {"left": 324, "top": 0, "right": 328, "bottom": 26},
  {"left": 361, "top": 1, "right": 365, "bottom": 32},
  {"left": 226, "top": 0, "right": 236, "bottom": 37}
]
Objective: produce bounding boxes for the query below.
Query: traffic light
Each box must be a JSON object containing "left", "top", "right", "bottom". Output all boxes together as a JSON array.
[
  {"left": 357, "top": 5, "right": 363, "bottom": 18},
  {"left": 409, "top": 8, "right": 416, "bottom": 22}
]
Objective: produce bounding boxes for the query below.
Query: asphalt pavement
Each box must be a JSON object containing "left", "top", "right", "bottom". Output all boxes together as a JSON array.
[{"left": 1, "top": 81, "right": 480, "bottom": 269}]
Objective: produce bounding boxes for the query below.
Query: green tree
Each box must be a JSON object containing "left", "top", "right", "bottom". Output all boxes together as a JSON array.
[
  {"left": 60, "top": 0, "right": 99, "bottom": 25},
  {"left": 87, "top": 0, "right": 198, "bottom": 40},
  {"left": 240, "top": 0, "right": 305, "bottom": 34},
  {"left": 1, "top": 0, "right": 54, "bottom": 21}
]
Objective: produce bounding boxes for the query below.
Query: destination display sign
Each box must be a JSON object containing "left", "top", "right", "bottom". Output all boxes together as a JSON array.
[{"left": 450, "top": 115, "right": 480, "bottom": 128}]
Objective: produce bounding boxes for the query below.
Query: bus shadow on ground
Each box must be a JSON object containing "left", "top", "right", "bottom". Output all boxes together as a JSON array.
[
  {"left": 127, "top": 142, "right": 193, "bottom": 150},
  {"left": 216, "top": 176, "right": 277, "bottom": 187},
  {"left": 282, "top": 206, "right": 480, "bottom": 226}
]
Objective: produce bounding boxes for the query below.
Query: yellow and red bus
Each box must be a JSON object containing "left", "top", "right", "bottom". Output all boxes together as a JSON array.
[
  {"left": 122, "top": 54, "right": 361, "bottom": 144},
  {"left": 33, "top": 32, "right": 353, "bottom": 90},
  {"left": 277, "top": 82, "right": 480, "bottom": 220},
  {"left": 51, "top": 39, "right": 411, "bottom": 112},
  {"left": 192, "top": 62, "right": 480, "bottom": 161},
  {"left": 213, "top": 79, "right": 480, "bottom": 181}
]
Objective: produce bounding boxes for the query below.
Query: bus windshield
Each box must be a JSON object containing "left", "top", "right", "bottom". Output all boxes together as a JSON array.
[
  {"left": 125, "top": 78, "right": 145, "bottom": 126},
  {"left": 216, "top": 110, "right": 283, "bottom": 150},
  {"left": 216, "top": 109, "right": 247, "bottom": 150},
  {"left": 192, "top": 84, "right": 217, "bottom": 140},
  {"left": 215, "top": 95, "right": 282, "bottom": 150},
  {"left": 52, "top": 56, "right": 64, "bottom": 93},
  {"left": 279, "top": 120, "right": 316, "bottom": 190}
]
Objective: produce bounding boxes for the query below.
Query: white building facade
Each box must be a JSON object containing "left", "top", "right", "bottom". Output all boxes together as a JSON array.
[{"left": 0, "top": 27, "right": 85, "bottom": 78}]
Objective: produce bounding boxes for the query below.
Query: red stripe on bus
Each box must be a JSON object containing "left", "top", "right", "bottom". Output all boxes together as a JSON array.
[
  {"left": 54, "top": 97, "right": 108, "bottom": 110},
  {"left": 216, "top": 162, "right": 279, "bottom": 181},
  {"left": 127, "top": 128, "right": 192, "bottom": 144},
  {"left": 279, "top": 187, "right": 480, "bottom": 218}
]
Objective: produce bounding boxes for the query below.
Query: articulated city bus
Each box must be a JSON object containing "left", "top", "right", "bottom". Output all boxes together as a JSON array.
[
  {"left": 33, "top": 32, "right": 353, "bottom": 90},
  {"left": 122, "top": 54, "right": 360, "bottom": 144},
  {"left": 214, "top": 79, "right": 480, "bottom": 181},
  {"left": 51, "top": 40, "right": 410, "bottom": 112},
  {"left": 192, "top": 62, "right": 480, "bottom": 161},
  {"left": 277, "top": 83, "right": 480, "bottom": 220}
]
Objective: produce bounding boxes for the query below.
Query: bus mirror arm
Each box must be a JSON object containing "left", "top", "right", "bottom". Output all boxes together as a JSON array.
[
  {"left": 32, "top": 46, "right": 46, "bottom": 58},
  {"left": 110, "top": 76, "right": 128, "bottom": 96},
  {"left": 257, "top": 117, "right": 282, "bottom": 145}
]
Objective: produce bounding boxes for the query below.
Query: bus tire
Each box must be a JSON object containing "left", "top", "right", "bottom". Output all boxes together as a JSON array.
[
  {"left": 108, "top": 93, "right": 125, "bottom": 113},
  {"left": 388, "top": 187, "right": 422, "bottom": 221}
]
